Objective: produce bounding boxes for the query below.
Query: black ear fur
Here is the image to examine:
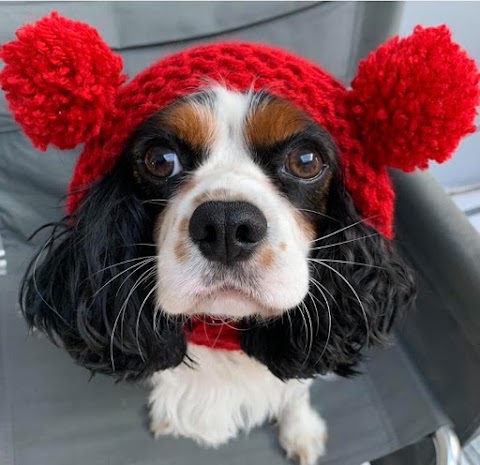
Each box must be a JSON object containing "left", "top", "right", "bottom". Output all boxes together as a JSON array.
[
  {"left": 241, "top": 184, "right": 416, "bottom": 380},
  {"left": 20, "top": 165, "right": 186, "bottom": 381}
]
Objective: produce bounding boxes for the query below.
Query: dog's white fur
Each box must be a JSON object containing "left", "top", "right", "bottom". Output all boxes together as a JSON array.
[
  {"left": 150, "top": 345, "right": 327, "bottom": 465},
  {"left": 150, "top": 88, "right": 327, "bottom": 465}
]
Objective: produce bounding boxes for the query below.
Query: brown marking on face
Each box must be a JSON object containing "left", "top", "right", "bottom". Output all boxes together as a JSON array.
[
  {"left": 180, "top": 178, "right": 199, "bottom": 195},
  {"left": 192, "top": 189, "right": 249, "bottom": 207},
  {"left": 178, "top": 218, "right": 189, "bottom": 236},
  {"left": 174, "top": 240, "right": 189, "bottom": 262},
  {"left": 316, "top": 173, "right": 333, "bottom": 204},
  {"left": 279, "top": 242, "right": 287, "bottom": 251},
  {"left": 208, "top": 188, "right": 231, "bottom": 200},
  {"left": 154, "top": 210, "right": 167, "bottom": 241},
  {"left": 294, "top": 210, "right": 316, "bottom": 242},
  {"left": 192, "top": 191, "right": 211, "bottom": 208},
  {"left": 161, "top": 100, "right": 216, "bottom": 151},
  {"left": 302, "top": 175, "right": 334, "bottom": 227},
  {"left": 245, "top": 97, "right": 309, "bottom": 147},
  {"left": 258, "top": 246, "right": 276, "bottom": 269},
  {"left": 209, "top": 188, "right": 248, "bottom": 202}
]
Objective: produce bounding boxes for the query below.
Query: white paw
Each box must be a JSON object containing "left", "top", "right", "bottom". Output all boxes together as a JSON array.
[
  {"left": 150, "top": 419, "right": 174, "bottom": 439},
  {"left": 279, "top": 409, "right": 328, "bottom": 465}
]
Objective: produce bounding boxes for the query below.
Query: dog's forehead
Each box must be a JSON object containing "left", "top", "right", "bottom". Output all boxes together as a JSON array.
[{"left": 161, "top": 87, "right": 311, "bottom": 158}]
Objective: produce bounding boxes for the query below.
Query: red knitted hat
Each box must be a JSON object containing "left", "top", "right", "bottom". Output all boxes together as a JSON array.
[{"left": 1, "top": 12, "right": 479, "bottom": 238}]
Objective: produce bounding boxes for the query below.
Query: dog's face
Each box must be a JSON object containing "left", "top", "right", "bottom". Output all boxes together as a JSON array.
[
  {"left": 129, "top": 87, "right": 335, "bottom": 319},
  {"left": 21, "top": 86, "right": 416, "bottom": 381}
]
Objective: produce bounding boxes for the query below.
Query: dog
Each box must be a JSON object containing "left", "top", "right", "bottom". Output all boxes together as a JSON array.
[
  {"left": 20, "top": 86, "right": 415, "bottom": 464},
  {"left": 3, "top": 13, "right": 477, "bottom": 465}
]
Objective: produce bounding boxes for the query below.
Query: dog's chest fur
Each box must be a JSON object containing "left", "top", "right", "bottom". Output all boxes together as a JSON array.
[{"left": 149, "top": 344, "right": 311, "bottom": 447}]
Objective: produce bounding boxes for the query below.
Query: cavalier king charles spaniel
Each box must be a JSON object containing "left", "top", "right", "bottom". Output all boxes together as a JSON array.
[
  {"left": 21, "top": 86, "right": 415, "bottom": 464},
  {"left": 6, "top": 14, "right": 476, "bottom": 465}
]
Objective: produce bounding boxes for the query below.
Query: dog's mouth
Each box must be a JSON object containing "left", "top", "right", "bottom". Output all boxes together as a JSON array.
[
  {"left": 190, "top": 284, "right": 275, "bottom": 319},
  {"left": 203, "top": 285, "right": 254, "bottom": 301},
  {"left": 184, "top": 284, "right": 279, "bottom": 349}
]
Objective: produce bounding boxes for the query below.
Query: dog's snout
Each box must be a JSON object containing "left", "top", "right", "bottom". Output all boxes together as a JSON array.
[{"left": 189, "top": 201, "right": 267, "bottom": 265}]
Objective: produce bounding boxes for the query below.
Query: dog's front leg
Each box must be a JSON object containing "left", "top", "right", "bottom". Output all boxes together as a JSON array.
[{"left": 278, "top": 383, "right": 328, "bottom": 465}]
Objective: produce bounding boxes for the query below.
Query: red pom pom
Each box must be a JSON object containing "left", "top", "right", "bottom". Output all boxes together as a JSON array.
[
  {"left": 0, "top": 12, "right": 124, "bottom": 150},
  {"left": 348, "top": 25, "right": 479, "bottom": 172}
]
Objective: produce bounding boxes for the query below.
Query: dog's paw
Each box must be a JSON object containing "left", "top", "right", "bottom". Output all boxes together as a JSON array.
[
  {"left": 279, "top": 409, "right": 327, "bottom": 465},
  {"left": 150, "top": 419, "right": 174, "bottom": 439}
]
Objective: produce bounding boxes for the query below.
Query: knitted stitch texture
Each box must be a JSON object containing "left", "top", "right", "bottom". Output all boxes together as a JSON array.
[{"left": 1, "top": 13, "right": 479, "bottom": 238}]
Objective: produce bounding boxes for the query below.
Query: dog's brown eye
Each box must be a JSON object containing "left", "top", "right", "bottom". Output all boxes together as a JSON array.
[
  {"left": 285, "top": 149, "right": 325, "bottom": 179},
  {"left": 144, "top": 146, "right": 183, "bottom": 178}
]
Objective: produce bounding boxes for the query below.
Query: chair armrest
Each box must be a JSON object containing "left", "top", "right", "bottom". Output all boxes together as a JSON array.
[
  {"left": 433, "top": 426, "right": 462, "bottom": 465},
  {"left": 391, "top": 169, "right": 480, "bottom": 443}
]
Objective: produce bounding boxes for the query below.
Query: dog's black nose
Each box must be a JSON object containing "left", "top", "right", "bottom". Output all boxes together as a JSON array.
[{"left": 189, "top": 201, "right": 267, "bottom": 265}]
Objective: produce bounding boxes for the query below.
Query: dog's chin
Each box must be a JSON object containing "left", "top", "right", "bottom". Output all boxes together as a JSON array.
[
  {"left": 194, "top": 291, "right": 273, "bottom": 319},
  {"left": 162, "top": 288, "right": 289, "bottom": 319}
]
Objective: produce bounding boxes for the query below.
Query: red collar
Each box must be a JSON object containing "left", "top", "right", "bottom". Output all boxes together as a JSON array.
[{"left": 185, "top": 316, "right": 242, "bottom": 351}]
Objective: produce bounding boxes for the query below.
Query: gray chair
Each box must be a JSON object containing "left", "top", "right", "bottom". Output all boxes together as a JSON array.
[{"left": 1, "top": 3, "right": 479, "bottom": 465}]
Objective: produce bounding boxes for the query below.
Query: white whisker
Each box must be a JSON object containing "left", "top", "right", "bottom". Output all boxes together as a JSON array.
[
  {"left": 141, "top": 199, "right": 170, "bottom": 206},
  {"left": 135, "top": 278, "right": 160, "bottom": 362},
  {"left": 302, "top": 291, "right": 320, "bottom": 368},
  {"left": 314, "top": 260, "right": 370, "bottom": 347},
  {"left": 284, "top": 309, "right": 294, "bottom": 342},
  {"left": 110, "top": 264, "right": 156, "bottom": 372},
  {"left": 308, "top": 257, "right": 390, "bottom": 271},
  {"left": 310, "top": 233, "right": 378, "bottom": 251},
  {"left": 92, "top": 257, "right": 156, "bottom": 298},
  {"left": 295, "top": 302, "right": 309, "bottom": 359},
  {"left": 87, "top": 255, "right": 155, "bottom": 277},
  {"left": 308, "top": 278, "right": 332, "bottom": 363},
  {"left": 296, "top": 208, "right": 338, "bottom": 222},
  {"left": 309, "top": 215, "right": 379, "bottom": 245}
]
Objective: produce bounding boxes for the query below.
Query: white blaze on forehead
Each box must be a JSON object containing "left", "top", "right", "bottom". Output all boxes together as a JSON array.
[
  {"left": 190, "top": 88, "right": 275, "bottom": 223},
  {"left": 193, "top": 87, "right": 268, "bottom": 189},
  {"left": 205, "top": 86, "right": 252, "bottom": 165}
]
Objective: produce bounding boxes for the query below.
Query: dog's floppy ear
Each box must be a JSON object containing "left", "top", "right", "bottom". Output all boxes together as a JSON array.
[
  {"left": 20, "top": 163, "right": 186, "bottom": 381},
  {"left": 241, "top": 185, "right": 416, "bottom": 380},
  {"left": 0, "top": 12, "right": 125, "bottom": 151}
]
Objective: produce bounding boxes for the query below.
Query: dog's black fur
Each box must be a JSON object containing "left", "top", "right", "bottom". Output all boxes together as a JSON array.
[
  {"left": 20, "top": 100, "right": 416, "bottom": 382},
  {"left": 241, "top": 181, "right": 416, "bottom": 379},
  {"left": 21, "top": 168, "right": 187, "bottom": 381}
]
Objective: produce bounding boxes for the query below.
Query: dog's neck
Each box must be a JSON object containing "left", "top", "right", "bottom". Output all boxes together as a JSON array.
[{"left": 185, "top": 316, "right": 242, "bottom": 351}]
